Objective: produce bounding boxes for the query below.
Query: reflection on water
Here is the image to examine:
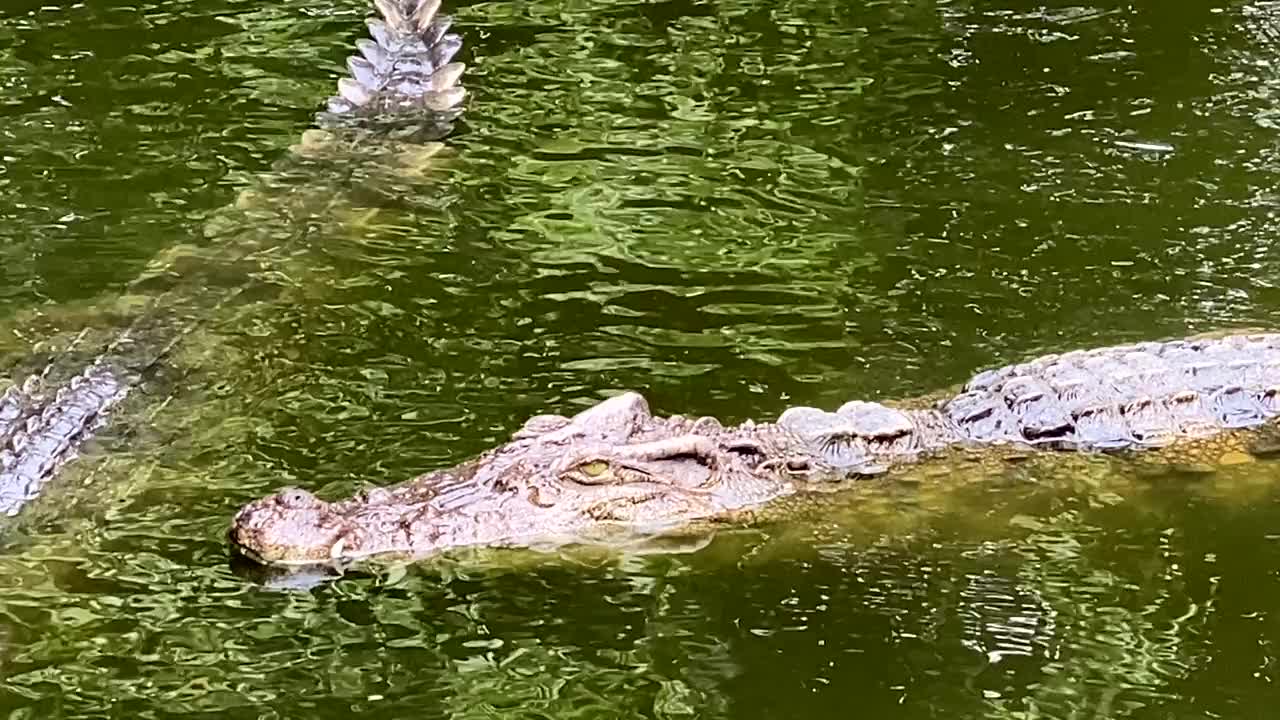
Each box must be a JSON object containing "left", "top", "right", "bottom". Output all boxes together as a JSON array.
[
  {"left": 3, "top": 0, "right": 1280, "bottom": 717},
  {"left": 4, "top": 454, "right": 1274, "bottom": 718}
]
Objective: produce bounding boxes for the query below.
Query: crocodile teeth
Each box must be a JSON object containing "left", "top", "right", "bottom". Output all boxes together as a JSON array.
[{"left": 329, "top": 537, "right": 347, "bottom": 560}]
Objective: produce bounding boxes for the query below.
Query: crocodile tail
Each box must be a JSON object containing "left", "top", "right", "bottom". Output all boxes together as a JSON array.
[
  {"left": 0, "top": 363, "right": 126, "bottom": 518},
  {"left": 321, "top": 0, "right": 467, "bottom": 138}
]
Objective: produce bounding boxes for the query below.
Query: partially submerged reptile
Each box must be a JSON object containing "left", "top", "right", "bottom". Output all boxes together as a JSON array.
[
  {"left": 0, "top": 0, "right": 466, "bottom": 518},
  {"left": 231, "top": 331, "right": 1280, "bottom": 567}
]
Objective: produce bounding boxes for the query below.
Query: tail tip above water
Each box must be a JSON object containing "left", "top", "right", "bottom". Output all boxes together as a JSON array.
[
  {"left": 319, "top": 0, "right": 466, "bottom": 136},
  {"left": 372, "top": 0, "right": 445, "bottom": 38}
]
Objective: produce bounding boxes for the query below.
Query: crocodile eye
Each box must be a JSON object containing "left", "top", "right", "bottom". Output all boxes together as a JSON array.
[
  {"left": 580, "top": 461, "right": 609, "bottom": 477},
  {"left": 278, "top": 488, "right": 317, "bottom": 509},
  {"left": 565, "top": 460, "right": 618, "bottom": 486}
]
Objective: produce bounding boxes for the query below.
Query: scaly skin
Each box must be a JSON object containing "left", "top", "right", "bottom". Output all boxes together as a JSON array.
[
  {"left": 0, "top": 362, "right": 125, "bottom": 517},
  {"left": 230, "top": 332, "right": 1280, "bottom": 567},
  {"left": 231, "top": 392, "right": 814, "bottom": 565},
  {"left": 0, "top": 0, "right": 466, "bottom": 520}
]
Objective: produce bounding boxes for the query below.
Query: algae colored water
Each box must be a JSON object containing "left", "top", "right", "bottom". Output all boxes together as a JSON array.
[{"left": 4, "top": 0, "right": 1280, "bottom": 717}]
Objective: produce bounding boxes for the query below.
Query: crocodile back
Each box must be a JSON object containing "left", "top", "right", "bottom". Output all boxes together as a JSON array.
[
  {"left": 318, "top": 0, "right": 466, "bottom": 140},
  {"left": 943, "top": 333, "right": 1280, "bottom": 450}
]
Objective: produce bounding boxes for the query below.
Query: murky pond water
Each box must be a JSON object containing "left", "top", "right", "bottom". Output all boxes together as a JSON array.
[{"left": 4, "top": 0, "right": 1280, "bottom": 716}]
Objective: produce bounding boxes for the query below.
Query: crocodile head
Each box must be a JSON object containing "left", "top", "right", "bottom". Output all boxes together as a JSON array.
[{"left": 230, "top": 393, "right": 808, "bottom": 566}]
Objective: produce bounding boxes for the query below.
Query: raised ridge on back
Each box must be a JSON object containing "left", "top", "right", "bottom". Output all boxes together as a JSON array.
[
  {"left": 319, "top": 0, "right": 467, "bottom": 140},
  {"left": 944, "top": 333, "right": 1280, "bottom": 450},
  {"left": 0, "top": 363, "right": 124, "bottom": 517}
]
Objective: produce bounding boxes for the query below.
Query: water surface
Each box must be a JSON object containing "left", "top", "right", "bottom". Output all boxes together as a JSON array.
[{"left": 3, "top": 0, "right": 1280, "bottom": 717}]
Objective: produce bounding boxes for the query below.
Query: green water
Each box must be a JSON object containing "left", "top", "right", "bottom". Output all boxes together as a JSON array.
[{"left": 4, "top": 0, "right": 1280, "bottom": 716}]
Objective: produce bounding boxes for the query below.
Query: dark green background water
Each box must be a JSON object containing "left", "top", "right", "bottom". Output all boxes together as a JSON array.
[{"left": 4, "top": 0, "right": 1280, "bottom": 716}]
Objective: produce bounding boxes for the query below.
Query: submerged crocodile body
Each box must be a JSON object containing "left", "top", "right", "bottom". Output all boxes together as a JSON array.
[
  {"left": 231, "top": 332, "right": 1280, "bottom": 567},
  {"left": 0, "top": 0, "right": 466, "bottom": 519},
  {"left": 0, "top": 362, "right": 124, "bottom": 517}
]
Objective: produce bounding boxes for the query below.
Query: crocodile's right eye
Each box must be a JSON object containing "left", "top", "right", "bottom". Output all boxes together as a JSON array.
[
  {"left": 580, "top": 461, "right": 609, "bottom": 477},
  {"left": 278, "top": 488, "right": 317, "bottom": 509},
  {"left": 564, "top": 460, "right": 619, "bottom": 486}
]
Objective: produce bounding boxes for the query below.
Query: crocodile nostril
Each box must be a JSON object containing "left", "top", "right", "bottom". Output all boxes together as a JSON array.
[{"left": 278, "top": 488, "right": 317, "bottom": 509}]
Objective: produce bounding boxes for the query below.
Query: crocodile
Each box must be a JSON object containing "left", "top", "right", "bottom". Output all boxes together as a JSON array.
[
  {"left": 0, "top": 360, "right": 125, "bottom": 517},
  {"left": 0, "top": 0, "right": 466, "bottom": 519},
  {"left": 230, "top": 331, "right": 1280, "bottom": 567}
]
